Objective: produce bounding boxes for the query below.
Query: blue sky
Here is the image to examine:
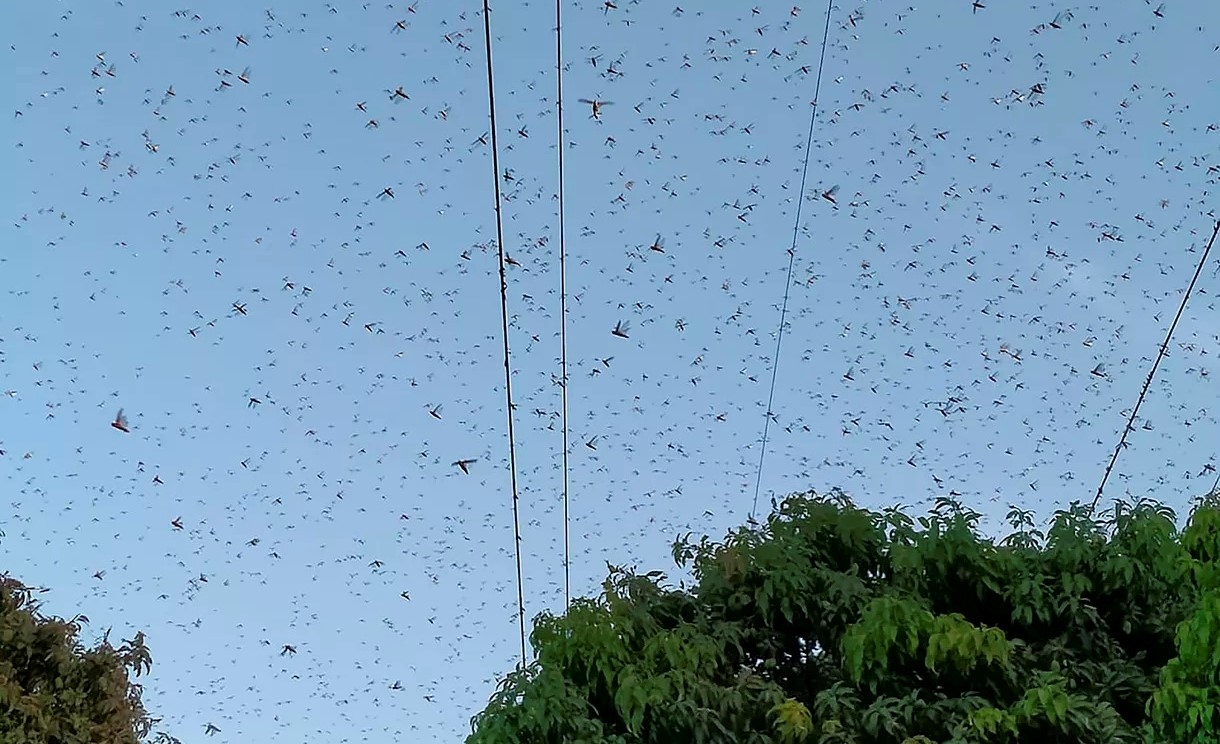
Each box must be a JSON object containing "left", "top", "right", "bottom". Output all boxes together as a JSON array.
[{"left": 3, "top": 0, "right": 1218, "bottom": 741}]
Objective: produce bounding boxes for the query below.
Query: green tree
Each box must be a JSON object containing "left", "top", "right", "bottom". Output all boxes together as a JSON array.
[
  {"left": 1145, "top": 498, "right": 1220, "bottom": 744},
  {"left": 468, "top": 490, "right": 1220, "bottom": 744},
  {"left": 0, "top": 573, "right": 177, "bottom": 744}
]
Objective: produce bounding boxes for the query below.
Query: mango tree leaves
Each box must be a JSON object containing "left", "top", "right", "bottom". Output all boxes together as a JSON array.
[
  {"left": 0, "top": 573, "right": 175, "bottom": 744},
  {"left": 769, "top": 698, "right": 812, "bottom": 742},
  {"left": 467, "top": 491, "right": 1219, "bottom": 744},
  {"left": 1146, "top": 586, "right": 1220, "bottom": 743}
]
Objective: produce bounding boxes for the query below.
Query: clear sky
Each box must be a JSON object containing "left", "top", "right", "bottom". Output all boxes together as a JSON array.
[{"left": 2, "top": 0, "right": 1218, "bottom": 741}]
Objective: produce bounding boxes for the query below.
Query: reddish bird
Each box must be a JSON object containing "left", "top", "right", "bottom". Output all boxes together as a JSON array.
[{"left": 111, "top": 409, "right": 130, "bottom": 433}]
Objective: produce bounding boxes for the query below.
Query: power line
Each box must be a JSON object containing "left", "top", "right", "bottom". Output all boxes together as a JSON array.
[
  {"left": 1090, "top": 219, "right": 1220, "bottom": 513},
  {"left": 554, "top": 0, "right": 572, "bottom": 613},
  {"left": 751, "top": 0, "right": 835, "bottom": 520},
  {"left": 479, "top": 0, "right": 527, "bottom": 668}
]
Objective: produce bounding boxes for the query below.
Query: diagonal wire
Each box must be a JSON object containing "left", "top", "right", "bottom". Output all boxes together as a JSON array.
[
  {"left": 479, "top": 0, "right": 528, "bottom": 668},
  {"left": 555, "top": 0, "right": 572, "bottom": 613},
  {"left": 751, "top": 0, "right": 835, "bottom": 520},
  {"left": 1089, "top": 219, "right": 1220, "bottom": 513}
]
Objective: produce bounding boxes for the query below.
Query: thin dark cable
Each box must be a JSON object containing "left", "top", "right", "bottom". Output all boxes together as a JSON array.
[
  {"left": 555, "top": 0, "right": 572, "bottom": 613},
  {"left": 1090, "top": 219, "right": 1220, "bottom": 513},
  {"left": 479, "top": 0, "right": 527, "bottom": 668},
  {"left": 750, "top": 0, "right": 835, "bottom": 520}
]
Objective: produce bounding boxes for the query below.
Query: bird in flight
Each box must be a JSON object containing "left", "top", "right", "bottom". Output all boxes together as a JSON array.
[
  {"left": 578, "top": 97, "right": 612, "bottom": 120},
  {"left": 611, "top": 320, "right": 631, "bottom": 339},
  {"left": 452, "top": 458, "right": 476, "bottom": 474},
  {"left": 111, "top": 409, "right": 130, "bottom": 433}
]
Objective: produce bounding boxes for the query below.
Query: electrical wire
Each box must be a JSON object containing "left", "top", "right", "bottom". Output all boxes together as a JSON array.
[
  {"left": 1090, "top": 219, "right": 1220, "bottom": 513},
  {"left": 479, "top": 0, "right": 528, "bottom": 668},
  {"left": 750, "top": 0, "right": 835, "bottom": 520},
  {"left": 555, "top": 0, "right": 572, "bottom": 613}
]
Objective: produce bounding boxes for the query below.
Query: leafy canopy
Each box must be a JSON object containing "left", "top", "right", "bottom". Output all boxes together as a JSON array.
[
  {"left": 0, "top": 573, "right": 177, "bottom": 744},
  {"left": 468, "top": 490, "right": 1220, "bottom": 744}
]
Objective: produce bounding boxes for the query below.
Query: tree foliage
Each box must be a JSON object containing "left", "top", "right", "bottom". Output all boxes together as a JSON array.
[
  {"left": 0, "top": 573, "right": 176, "bottom": 744},
  {"left": 468, "top": 490, "right": 1220, "bottom": 744}
]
